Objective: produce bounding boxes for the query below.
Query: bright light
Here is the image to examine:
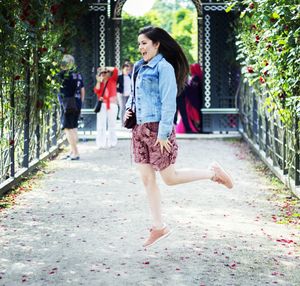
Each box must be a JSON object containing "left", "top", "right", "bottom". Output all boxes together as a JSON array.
[{"left": 122, "top": 0, "right": 155, "bottom": 16}]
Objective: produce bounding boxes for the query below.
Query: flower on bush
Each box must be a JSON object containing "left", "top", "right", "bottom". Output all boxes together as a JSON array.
[
  {"left": 247, "top": 66, "right": 254, "bottom": 73},
  {"left": 259, "top": 76, "right": 266, "bottom": 84},
  {"left": 279, "top": 93, "right": 286, "bottom": 101},
  {"left": 38, "top": 47, "right": 48, "bottom": 53},
  {"left": 249, "top": 2, "right": 255, "bottom": 9},
  {"left": 266, "top": 42, "right": 272, "bottom": 50},
  {"left": 255, "top": 35, "right": 260, "bottom": 43},
  {"left": 50, "top": 4, "right": 61, "bottom": 15}
]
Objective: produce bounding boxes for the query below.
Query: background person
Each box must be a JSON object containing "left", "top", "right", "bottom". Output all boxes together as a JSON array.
[
  {"left": 176, "top": 63, "right": 203, "bottom": 133},
  {"left": 94, "top": 66, "right": 118, "bottom": 149},
  {"left": 123, "top": 59, "right": 133, "bottom": 76},
  {"left": 117, "top": 63, "right": 132, "bottom": 126},
  {"left": 125, "top": 26, "right": 233, "bottom": 248},
  {"left": 58, "top": 54, "right": 85, "bottom": 160}
]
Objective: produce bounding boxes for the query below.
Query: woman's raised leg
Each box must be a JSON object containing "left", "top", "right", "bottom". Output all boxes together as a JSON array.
[
  {"left": 159, "top": 164, "right": 214, "bottom": 186},
  {"left": 160, "top": 162, "right": 233, "bottom": 189}
]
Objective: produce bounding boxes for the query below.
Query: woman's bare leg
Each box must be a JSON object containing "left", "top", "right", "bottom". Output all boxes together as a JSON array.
[
  {"left": 138, "top": 164, "right": 164, "bottom": 229},
  {"left": 70, "top": 128, "right": 79, "bottom": 156},
  {"left": 65, "top": 128, "right": 79, "bottom": 157},
  {"left": 73, "top": 128, "right": 78, "bottom": 142},
  {"left": 160, "top": 164, "right": 214, "bottom": 186}
]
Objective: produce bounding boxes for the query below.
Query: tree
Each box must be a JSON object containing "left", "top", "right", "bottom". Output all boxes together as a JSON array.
[
  {"left": 171, "top": 8, "right": 198, "bottom": 63},
  {"left": 121, "top": 1, "right": 198, "bottom": 65},
  {"left": 121, "top": 13, "right": 151, "bottom": 64}
]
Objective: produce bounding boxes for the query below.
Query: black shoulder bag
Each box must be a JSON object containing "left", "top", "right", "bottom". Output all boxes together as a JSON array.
[{"left": 124, "top": 67, "right": 139, "bottom": 129}]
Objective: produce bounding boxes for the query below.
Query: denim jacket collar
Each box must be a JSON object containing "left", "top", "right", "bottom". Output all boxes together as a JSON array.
[
  {"left": 146, "top": 53, "right": 163, "bottom": 68},
  {"left": 135, "top": 53, "right": 163, "bottom": 70}
]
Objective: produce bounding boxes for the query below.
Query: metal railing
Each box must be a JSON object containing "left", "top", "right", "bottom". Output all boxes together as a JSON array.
[
  {"left": 0, "top": 79, "right": 64, "bottom": 196},
  {"left": 239, "top": 81, "right": 300, "bottom": 197}
]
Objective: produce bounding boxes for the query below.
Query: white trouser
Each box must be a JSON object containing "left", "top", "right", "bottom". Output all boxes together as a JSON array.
[
  {"left": 121, "top": 95, "right": 129, "bottom": 125},
  {"left": 96, "top": 103, "right": 118, "bottom": 148}
]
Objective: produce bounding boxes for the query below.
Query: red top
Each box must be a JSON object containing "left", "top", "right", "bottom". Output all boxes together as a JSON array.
[{"left": 94, "top": 67, "right": 118, "bottom": 110}]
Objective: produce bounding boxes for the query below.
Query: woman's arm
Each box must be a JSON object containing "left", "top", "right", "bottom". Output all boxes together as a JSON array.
[
  {"left": 108, "top": 67, "right": 118, "bottom": 82},
  {"left": 80, "top": 87, "right": 85, "bottom": 102},
  {"left": 157, "top": 62, "right": 177, "bottom": 140}
]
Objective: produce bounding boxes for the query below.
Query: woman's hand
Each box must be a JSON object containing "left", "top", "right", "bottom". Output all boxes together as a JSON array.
[
  {"left": 155, "top": 138, "right": 172, "bottom": 153},
  {"left": 96, "top": 74, "right": 103, "bottom": 82},
  {"left": 124, "top": 109, "right": 133, "bottom": 121}
]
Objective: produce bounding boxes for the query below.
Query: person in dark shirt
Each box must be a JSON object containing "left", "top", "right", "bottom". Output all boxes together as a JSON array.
[
  {"left": 117, "top": 63, "right": 131, "bottom": 126},
  {"left": 58, "top": 54, "right": 85, "bottom": 160}
]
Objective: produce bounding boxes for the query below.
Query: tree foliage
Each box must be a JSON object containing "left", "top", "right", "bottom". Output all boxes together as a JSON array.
[
  {"left": 121, "top": 0, "right": 198, "bottom": 64},
  {"left": 0, "top": 0, "right": 88, "bottom": 166},
  {"left": 120, "top": 14, "right": 151, "bottom": 64},
  {"left": 172, "top": 8, "right": 197, "bottom": 64},
  {"left": 227, "top": 0, "right": 300, "bottom": 126}
]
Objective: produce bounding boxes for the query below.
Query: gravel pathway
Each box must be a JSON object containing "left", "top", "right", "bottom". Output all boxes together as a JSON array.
[{"left": 0, "top": 139, "right": 299, "bottom": 286}]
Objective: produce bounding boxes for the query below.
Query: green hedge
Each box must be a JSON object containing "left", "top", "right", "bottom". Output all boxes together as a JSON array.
[
  {"left": 227, "top": 0, "right": 300, "bottom": 126},
  {"left": 0, "top": 0, "right": 87, "bottom": 147}
]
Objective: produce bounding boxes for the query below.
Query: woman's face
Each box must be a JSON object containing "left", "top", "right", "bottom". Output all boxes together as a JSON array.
[
  {"left": 123, "top": 66, "right": 130, "bottom": 75},
  {"left": 138, "top": 33, "right": 160, "bottom": 62},
  {"left": 99, "top": 70, "right": 110, "bottom": 80}
]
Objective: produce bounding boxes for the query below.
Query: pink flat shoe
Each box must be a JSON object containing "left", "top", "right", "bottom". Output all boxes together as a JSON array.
[
  {"left": 210, "top": 162, "right": 234, "bottom": 189},
  {"left": 143, "top": 224, "right": 171, "bottom": 247}
]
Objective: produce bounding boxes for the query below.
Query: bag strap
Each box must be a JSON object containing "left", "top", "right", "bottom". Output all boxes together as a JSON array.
[{"left": 100, "top": 80, "right": 109, "bottom": 99}]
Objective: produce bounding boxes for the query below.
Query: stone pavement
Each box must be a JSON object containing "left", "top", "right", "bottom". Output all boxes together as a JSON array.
[{"left": 0, "top": 137, "right": 299, "bottom": 286}]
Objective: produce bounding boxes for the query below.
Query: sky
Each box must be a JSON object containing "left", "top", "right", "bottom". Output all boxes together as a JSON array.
[{"left": 122, "top": 0, "right": 156, "bottom": 16}]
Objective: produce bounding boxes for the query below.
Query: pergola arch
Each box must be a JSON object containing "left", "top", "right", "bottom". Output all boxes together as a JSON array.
[
  {"left": 76, "top": 0, "right": 239, "bottom": 133},
  {"left": 112, "top": 0, "right": 203, "bottom": 67}
]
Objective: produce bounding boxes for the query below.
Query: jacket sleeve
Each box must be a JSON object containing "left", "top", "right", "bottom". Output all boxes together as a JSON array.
[{"left": 157, "top": 62, "right": 177, "bottom": 140}]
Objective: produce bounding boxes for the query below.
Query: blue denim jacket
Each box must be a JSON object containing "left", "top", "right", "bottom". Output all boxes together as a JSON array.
[{"left": 126, "top": 53, "right": 177, "bottom": 140}]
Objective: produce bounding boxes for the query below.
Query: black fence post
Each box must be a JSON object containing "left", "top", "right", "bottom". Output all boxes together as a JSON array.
[
  {"left": 10, "top": 78, "right": 15, "bottom": 177},
  {"left": 295, "top": 117, "right": 300, "bottom": 186},
  {"left": 35, "top": 115, "right": 40, "bottom": 159},
  {"left": 282, "top": 128, "right": 288, "bottom": 175},
  {"left": 265, "top": 115, "right": 269, "bottom": 156},
  {"left": 46, "top": 112, "right": 50, "bottom": 152},
  {"left": 258, "top": 115, "right": 262, "bottom": 150},
  {"left": 23, "top": 51, "right": 30, "bottom": 168},
  {"left": 253, "top": 92, "right": 258, "bottom": 143},
  {"left": 52, "top": 106, "right": 58, "bottom": 146}
]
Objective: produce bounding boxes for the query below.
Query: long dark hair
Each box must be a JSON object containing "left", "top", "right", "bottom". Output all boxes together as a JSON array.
[{"left": 138, "top": 26, "right": 189, "bottom": 93}]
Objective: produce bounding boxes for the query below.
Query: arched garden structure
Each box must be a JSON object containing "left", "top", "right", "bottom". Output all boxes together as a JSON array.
[{"left": 74, "top": 0, "right": 239, "bottom": 133}]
